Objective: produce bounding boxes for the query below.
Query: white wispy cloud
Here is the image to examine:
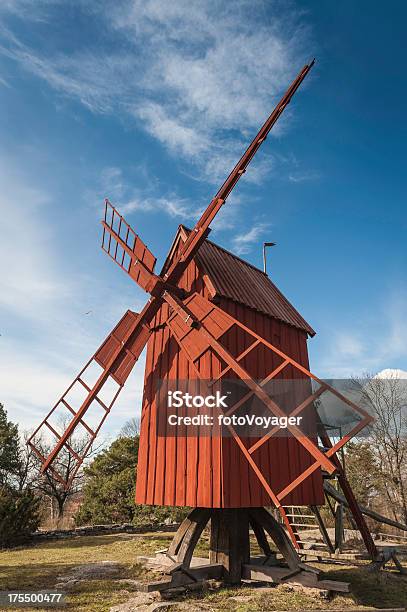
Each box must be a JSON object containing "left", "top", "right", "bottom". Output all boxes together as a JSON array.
[
  {"left": 109, "top": 0, "right": 312, "bottom": 182},
  {"left": 0, "top": 0, "right": 313, "bottom": 184},
  {"left": 135, "top": 102, "right": 210, "bottom": 159},
  {"left": 231, "top": 221, "right": 271, "bottom": 255},
  {"left": 96, "top": 165, "right": 254, "bottom": 236},
  {"left": 1, "top": 338, "right": 145, "bottom": 444},
  {"left": 288, "top": 170, "right": 320, "bottom": 183},
  {"left": 95, "top": 165, "right": 201, "bottom": 221},
  {"left": 0, "top": 0, "right": 61, "bottom": 19},
  {"left": 383, "top": 291, "right": 407, "bottom": 360},
  {"left": 96, "top": 163, "right": 270, "bottom": 248},
  {"left": 334, "top": 333, "right": 364, "bottom": 358},
  {"left": 120, "top": 196, "right": 199, "bottom": 220}
]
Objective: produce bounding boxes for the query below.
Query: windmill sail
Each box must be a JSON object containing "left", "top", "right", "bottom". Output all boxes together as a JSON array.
[
  {"left": 27, "top": 310, "right": 151, "bottom": 488},
  {"left": 102, "top": 200, "right": 157, "bottom": 292}
]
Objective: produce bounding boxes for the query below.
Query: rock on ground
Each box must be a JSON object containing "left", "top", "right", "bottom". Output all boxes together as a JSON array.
[{"left": 54, "top": 561, "right": 123, "bottom": 590}]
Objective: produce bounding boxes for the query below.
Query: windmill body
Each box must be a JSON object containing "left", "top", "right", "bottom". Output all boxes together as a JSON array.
[{"left": 136, "top": 225, "right": 324, "bottom": 508}]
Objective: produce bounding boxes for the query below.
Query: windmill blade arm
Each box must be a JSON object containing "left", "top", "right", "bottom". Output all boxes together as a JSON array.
[
  {"left": 102, "top": 200, "right": 157, "bottom": 291},
  {"left": 165, "top": 60, "right": 315, "bottom": 278},
  {"left": 27, "top": 309, "right": 151, "bottom": 489}
]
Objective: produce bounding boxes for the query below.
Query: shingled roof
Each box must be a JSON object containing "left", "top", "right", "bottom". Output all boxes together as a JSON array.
[{"left": 164, "top": 226, "right": 315, "bottom": 337}]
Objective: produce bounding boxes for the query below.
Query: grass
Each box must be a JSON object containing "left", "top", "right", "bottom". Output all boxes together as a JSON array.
[
  {"left": 0, "top": 532, "right": 172, "bottom": 612},
  {"left": 0, "top": 533, "right": 406, "bottom": 611}
]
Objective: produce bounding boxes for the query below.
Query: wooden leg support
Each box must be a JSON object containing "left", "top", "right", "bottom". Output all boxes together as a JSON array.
[
  {"left": 249, "top": 514, "right": 278, "bottom": 565},
  {"left": 310, "top": 504, "right": 335, "bottom": 554},
  {"left": 210, "top": 508, "right": 250, "bottom": 583},
  {"left": 140, "top": 507, "right": 350, "bottom": 593},
  {"left": 334, "top": 502, "right": 344, "bottom": 553}
]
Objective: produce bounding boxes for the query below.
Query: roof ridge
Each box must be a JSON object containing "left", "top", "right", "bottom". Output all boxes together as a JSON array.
[
  {"left": 180, "top": 224, "right": 268, "bottom": 277},
  {"left": 172, "top": 225, "right": 315, "bottom": 336}
]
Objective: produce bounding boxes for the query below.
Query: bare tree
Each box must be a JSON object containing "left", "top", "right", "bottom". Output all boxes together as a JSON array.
[
  {"left": 355, "top": 372, "right": 407, "bottom": 524},
  {"left": 31, "top": 436, "right": 87, "bottom": 519},
  {"left": 26, "top": 420, "right": 104, "bottom": 520},
  {"left": 15, "top": 432, "right": 39, "bottom": 492},
  {"left": 120, "top": 416, "right": 140, "bottom": 438}
]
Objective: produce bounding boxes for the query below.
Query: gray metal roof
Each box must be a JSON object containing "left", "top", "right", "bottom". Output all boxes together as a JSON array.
[{"left": 162, "top": 225, "right": 315, "bottom": 337}]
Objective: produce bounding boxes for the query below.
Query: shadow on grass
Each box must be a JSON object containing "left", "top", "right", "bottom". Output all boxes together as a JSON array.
[
  {"left": 0, "top": 562, "right": 80, "bottom": 590},
  {"left": 321, "top": 564, "right": 407, "bottom": 608},
  {"left": 7, "top": 533, "right": 173, "bottom": 552},
  {"left": 2, "top": 534, "right": 406, "bottom": 610}
]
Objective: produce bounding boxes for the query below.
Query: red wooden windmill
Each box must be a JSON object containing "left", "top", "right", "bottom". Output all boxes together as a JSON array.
[{"left": 28, "top": 61, "right": 382, "bottom": 591}]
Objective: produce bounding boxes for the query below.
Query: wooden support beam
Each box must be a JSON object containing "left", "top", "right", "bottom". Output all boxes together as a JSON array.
[
  {"left": 249, "top": 508, "right": 301, "bottom": 570},
  {"left": 210, "top": 509, "right": 250, "bottom": 584},
  {"left": 324, "top": 481, "right": 407, "bottom": 533},
  {"left": 310, "top": 504, "right": 335, "bottom": 553},
  {"left": 335, "top": 502, "right": 344, "bottom": 553},
  {"left": 167, "top": 508, "right": 205, "bottom": 557},
  {"left": 175, "top": 508, "right": 211, "bottom": 569},
  {"left": 241, "top": 564, "right": 350, "bottom": 592},
  {"left": 139, "top": 563, "right": 224, "bottom": 592},
  {"left": 140, "top": 507, "right": 353, "bottom": 593},
  {"left": 391, "top": 553, "right": 407, "bottom": 575},
  {"left": 318, "top": 422, "right": 378, "bottom": 560},
  {"left": 249, "top": 515, "right": 275, "bottom": 560}
]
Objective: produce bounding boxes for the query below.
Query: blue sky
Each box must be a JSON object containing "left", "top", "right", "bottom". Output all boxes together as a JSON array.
[{"left": 0, "top": 0, "right": 406, "bottom": 436}]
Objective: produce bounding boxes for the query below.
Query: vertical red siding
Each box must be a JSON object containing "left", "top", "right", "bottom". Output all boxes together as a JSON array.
[{"left": 135, "top": 254, "right": 324, "bottom": 508}]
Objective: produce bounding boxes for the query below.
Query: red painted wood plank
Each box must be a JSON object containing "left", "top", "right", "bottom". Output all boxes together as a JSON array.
[{"left": 135, "top": 246, "right": 325, "bottom": 508}]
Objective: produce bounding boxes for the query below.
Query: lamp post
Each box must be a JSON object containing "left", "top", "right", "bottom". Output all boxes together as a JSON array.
[{"left": 263, "top": 241, "right": 276, "bottom": 275}]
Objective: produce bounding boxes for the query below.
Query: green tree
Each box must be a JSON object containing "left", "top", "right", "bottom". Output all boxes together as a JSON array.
[
  {"left": 344, "top": 441, "right": 381, "bottom": 507},
  {"left": 75, "top": 435, "right": 188, "bottom": 527},
  {"left": 0, "top": 487, "right": 40, "bottom": 547},
  {"left": 75, "top": 437, "right": 138, "bottom": 525},
  {"left": 0, "top": 403, "right": 20, "bottom": 486},
  {"left": 0, "top": 404, "right": 40, "bottom": 547}
]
